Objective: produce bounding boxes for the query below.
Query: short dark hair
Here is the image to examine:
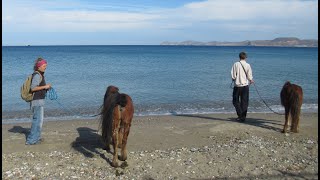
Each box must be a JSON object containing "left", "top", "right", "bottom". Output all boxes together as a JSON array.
[{"left": 239, "top": 52, "right": 247, "bottom": 60}]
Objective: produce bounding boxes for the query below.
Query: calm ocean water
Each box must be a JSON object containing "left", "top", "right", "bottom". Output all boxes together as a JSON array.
[{"left": 2, "top": 45, "right": 318, "bottom": 124}]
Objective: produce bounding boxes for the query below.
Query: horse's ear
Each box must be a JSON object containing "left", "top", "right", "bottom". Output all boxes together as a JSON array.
[{"left": 284, "top": 81, "right": 291, "bottom": 87}]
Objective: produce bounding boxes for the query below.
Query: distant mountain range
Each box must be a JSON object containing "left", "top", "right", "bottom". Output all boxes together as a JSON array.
[{"left": 160, "top": 37, "right": 318, "bottom": 47}]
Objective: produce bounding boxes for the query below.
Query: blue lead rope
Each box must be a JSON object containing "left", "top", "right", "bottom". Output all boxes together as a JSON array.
[
  {"left": 47, "top": 87, "right": 58, "bottom": 100},
  {"left": 46, "top": 88, "right": 100, "bottom": 118}
]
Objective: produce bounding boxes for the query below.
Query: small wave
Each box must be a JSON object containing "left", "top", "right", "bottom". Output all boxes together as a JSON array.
[
  {"left": 2, "top": 103, "right": 317, "bottom": 124},
  {"left": 267, "top": 104, "right": 318, "bottom": 113}
]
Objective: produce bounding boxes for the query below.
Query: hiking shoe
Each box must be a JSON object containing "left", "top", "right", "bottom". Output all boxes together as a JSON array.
[
  {"left": 25, "top": 141, "right": 41, "bottom": 145},
  {"left": 25, "top": 138, "right": 43, "bottom": 145}
]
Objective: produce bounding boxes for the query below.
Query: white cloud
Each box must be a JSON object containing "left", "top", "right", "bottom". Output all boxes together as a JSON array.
[
  {"left": 166, "top": 0, "right": 317, "bottom": 22},
  {"left": 2, "top": 0, "right": 318, "bottom": 39}
]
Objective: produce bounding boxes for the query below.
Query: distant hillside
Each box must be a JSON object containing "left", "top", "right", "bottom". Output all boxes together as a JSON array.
[{"left": 161, "top": 37, "right": 318, "bottom": 47}]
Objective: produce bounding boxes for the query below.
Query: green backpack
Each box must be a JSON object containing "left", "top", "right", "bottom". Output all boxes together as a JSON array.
[{"left": 21, "top": 72, "right": 42, "bottom": 102}]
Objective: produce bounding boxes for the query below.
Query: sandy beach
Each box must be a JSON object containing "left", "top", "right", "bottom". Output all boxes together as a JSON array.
[{"left": 2, "top": 113, "right": 318, "bottom": 179}]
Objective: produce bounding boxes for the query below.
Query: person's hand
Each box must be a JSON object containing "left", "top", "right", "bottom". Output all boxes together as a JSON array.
[
  {"left": 250, "top": 80, "right": 254, "bottom": 84},
  {"left": 45, "top": 83, "right": 52, "bottom": 90}
]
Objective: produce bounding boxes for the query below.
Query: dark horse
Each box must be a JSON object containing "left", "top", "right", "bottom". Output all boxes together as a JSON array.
[
  {"left": 100, "top": 85, "right": 134, "bottom": 167},
  {"left": 280, "top": 81, "right": 303, "bottom": 133}
]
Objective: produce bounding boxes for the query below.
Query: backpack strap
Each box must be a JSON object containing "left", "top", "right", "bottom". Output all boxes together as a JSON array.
[
  {"left": 239, "top": 61, "right": 248, "bottom": 79},
  {"left": 32, "top": 71, "right": 43, "bottom": 83},
  {"left": 29, "top": 71, "right": 44, "bottom": 108}
]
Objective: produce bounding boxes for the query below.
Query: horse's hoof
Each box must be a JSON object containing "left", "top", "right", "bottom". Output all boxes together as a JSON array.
[
  {"left": 281, "top": 130, "right": 286, "bottom": 133},
  {"left": 120, "top": 161, "right": 128, "bottom": 169},
  {"left": 118, "top": 155, "right": 127, "bottom": 161},
  {"left": 111, "top": 162, "right": 119, "bottom": 167}
]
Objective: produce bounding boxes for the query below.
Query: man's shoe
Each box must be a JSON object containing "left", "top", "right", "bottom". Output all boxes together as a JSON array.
[{"left": 240, "top": 117, "right": 246, "bottom": 122}]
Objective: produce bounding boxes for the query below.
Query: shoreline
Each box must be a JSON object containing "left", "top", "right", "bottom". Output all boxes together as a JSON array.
[
  {"left": 2, "top": 112, "right": 318, "bottom": 179},
  {"left": 2, "top": 106, "right": 318, "bottom": 124}
]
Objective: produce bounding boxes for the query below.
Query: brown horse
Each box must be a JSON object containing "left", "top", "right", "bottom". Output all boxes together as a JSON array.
[
  {"left": 100, "top": 85, "right": 134, "bottom": 167},
  {"left": 280, "top": 81, "right": 303, "bottom": 133}
]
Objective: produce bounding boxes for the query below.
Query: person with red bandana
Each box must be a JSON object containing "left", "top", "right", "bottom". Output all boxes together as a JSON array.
[{"left": 26, "top": 57, "right": 51, "bottom": 145}]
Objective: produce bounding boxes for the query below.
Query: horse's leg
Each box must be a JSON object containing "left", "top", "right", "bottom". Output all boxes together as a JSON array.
[
  {"left": 292, "top": 117, "right": 299, "bottom": 133},
  {"left": 295, "top": 93, "right": 303, "bottom": 133},
  {"left": 295, "top": 104, "right": 302, "bottom": 133},
  {"left": 118, "top": 123, "right": 124, "bottom": 148},
  {"left": 111, "top": 109, "right": 121, "bottom": 167},
  {"left": 119, "top": 122, "right": 131, "bottom": 161},
  {"left": 290, "top": 109, "right": 295, "bottom": 132},
  {"left": 282, "top": 107, "right": 289, "bottom": 133},
  {"left": 111, "top": 127, "right": 119, "bottom": 167},
  {"left": 292, "top": 104, "right": 302, "bottom": 133}
]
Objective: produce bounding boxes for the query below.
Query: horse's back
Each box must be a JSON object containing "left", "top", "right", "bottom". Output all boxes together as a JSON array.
[
  {"left": 124, "top": 94, "right": 134, "bottom": 119},
  {"left": 117, "top": 94, "right": 134, "bottom": 122},
  {"left": 291, "top": 84, "right": 303, "bottom": 95},
  {"left": 291, "top": 84, "right": 303, "bottom": 103}
]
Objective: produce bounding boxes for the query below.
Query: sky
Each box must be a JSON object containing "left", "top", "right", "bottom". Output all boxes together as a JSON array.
[{"left": 2, "top": 0, "right": 318, "bottom": 45}]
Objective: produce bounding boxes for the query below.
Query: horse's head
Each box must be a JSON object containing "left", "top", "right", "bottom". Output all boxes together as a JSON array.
[
  {"left": 282, "top": 81, "right": 292, "bottom": 92},
  {"left": 103, "top": 85, "right": 120, "bottom": 103},
  {"left": 283, "top": 81, "right": 291, "bottom": 87},
  {"left": 106, "top": 85, "right": 119, "bottom": 95}
]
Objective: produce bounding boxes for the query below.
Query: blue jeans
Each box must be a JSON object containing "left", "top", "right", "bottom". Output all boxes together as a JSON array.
[{"left": 26, "top": 106, "right": 44, "bottom": 145}]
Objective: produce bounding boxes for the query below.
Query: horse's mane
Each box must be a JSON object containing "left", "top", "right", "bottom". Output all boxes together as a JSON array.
[
  {"left": 280, "top": 81, "right": 292, "bottom": 106},
  {"left": 100, "top": 86, "right": 128, "bottom": 145}
]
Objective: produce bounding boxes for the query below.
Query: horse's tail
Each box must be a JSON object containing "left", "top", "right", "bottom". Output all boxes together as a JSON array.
[
  {"left": 100, "top": 92, "right": 120, "bottom": 145},
  {"left": 290, "top": 85, "right": 303, "bottom": 124}
]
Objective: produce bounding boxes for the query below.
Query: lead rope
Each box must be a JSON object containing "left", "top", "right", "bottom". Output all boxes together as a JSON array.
[
  {"left": 237, "top": 61, "right": 284, "bottom": 115},
  {"left": 46, "top": 88, "right": 101, "bottom": 117},
  {"left": 252, "top": 83, "right": 284, "bottom": 115}
]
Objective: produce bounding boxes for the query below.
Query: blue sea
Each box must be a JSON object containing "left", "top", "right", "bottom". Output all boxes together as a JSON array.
[{"left": 2, "top": 45, "right": 318, "bottom": 124}]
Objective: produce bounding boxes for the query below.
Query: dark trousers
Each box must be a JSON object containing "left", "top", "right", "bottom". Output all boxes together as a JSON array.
[{"left": 233, "top": 85, "right": 249, "bottom": 119}]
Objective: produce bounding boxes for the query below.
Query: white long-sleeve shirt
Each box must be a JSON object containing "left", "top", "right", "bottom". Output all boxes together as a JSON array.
[{"left": 231, "top": 60, "right": 253, "bottom": 87}]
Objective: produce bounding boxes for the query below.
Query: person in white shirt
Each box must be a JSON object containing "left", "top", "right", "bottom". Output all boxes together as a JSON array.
[{"left": 231, "top": 52, "right": 254, "bottom": 122}]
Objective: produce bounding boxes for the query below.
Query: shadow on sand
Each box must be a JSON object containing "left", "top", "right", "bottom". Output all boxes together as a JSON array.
[
  {"left": 71, "top": 127, "right": 112, "bottom": 164},
  {"left": 8, "top": 126, "right": 30, "bottom": 140},
  {"left": 174, "top": 114, "right": 283, "bottom": 133}
]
